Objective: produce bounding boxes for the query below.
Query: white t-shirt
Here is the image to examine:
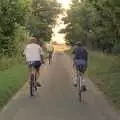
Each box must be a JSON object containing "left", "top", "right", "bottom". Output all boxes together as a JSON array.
[
  {"left": 23, "top": 43, "right": 44, "bottom": 62},
  {"left": 46, "top": 44, "right": 53, "bottom": 52}
]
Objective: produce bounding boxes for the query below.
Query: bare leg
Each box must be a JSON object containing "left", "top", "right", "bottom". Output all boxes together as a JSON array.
[
  {"left": 35, "top": 68, "right": 41, "bottom": 87},
  {"left": 35, "top": 67, "right": 40, "bottom": 80},
  {"left": 73, "top": 65, "right": 78, "bottom": 86},
  {"left": 80, "top": 72, "right": 84, "bottom": 82},
  {"left": 80, "top": 72, "right": 87, "bottom": 91}
]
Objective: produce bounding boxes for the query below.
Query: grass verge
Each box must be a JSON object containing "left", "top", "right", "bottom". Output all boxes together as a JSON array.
[
  {"left": 88, "top": 51, "right": 120, "bottom": 110},
  {"left": 0, "top": 50, "right": 48, "bottom": 110},
  {"left": 66, "top": 49, "right": 120, "bottom": 110},
  {"left": 0, "top": 64, "right": 27, "bottom": 110}
]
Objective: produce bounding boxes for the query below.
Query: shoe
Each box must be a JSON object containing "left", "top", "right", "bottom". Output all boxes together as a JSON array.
[
  {"left": 81, "top": 85, "right": 87, "bottom": 92},
  {"left": 36, "top": 82, "right": 42, "bottom": 87},
  {"left": 74, "top": 84, "right": 77, "bottom": 87}
]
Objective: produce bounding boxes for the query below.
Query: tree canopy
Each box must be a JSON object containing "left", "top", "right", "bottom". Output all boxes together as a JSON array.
[
  {"left": 28, "top": 0, "right": 61, "bottom": 41},
  {"left": 63, "top": 0, "right": 120, "bottom": 53},
  {"left": 0, "top": 0, "right": 61, "bottom": 56}
]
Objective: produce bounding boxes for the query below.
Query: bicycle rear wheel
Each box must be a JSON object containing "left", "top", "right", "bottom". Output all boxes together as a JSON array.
[
  {"left": 30, "top": 74, "right": 34, "bottom": 96},
  {"left": 78, "top": 72, "right": 82, "bottom": 102}
]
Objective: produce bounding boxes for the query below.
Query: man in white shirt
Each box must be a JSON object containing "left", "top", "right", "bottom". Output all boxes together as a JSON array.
[
  {"left": 23, "top": 37, "right": 44, "bottom": 87},
  {"left": 46, "top": 43, "right": 54, "bottom": 64}
]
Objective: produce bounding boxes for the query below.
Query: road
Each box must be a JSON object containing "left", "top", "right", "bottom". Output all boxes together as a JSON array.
[{"left": 0, "top": 52, "right": 120, "bottom": 120}]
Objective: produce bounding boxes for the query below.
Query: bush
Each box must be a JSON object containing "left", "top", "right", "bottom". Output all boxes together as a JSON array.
[
  {"left": 112, "top": 43, "right": 120, "bottom": 54},
  {"left": 110, "top": 56, "right": 120, "bottom": 73}
]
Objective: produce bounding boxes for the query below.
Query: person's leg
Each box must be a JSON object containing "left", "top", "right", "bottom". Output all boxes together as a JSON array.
[
  {"left": 49, "top": 52, "right": 52, "bottom": 64},
  {"left": 81, "top": 67, "right": 87, "bottom": 92},
  {"left": 48, "top": 52, "right": 50, "bottom": 64},
  {"left": 35, "top": 67, "right": 40, "bottom": 81},
  {"left": 50, "top": 52, "right": 53, "bottom": 59},
  {"left": 35, "top": 61, "right": 41, "bottom": 87},
  {"left": 74, "top": 65, "right": 78, "bottom": 87},
  {"left": 80, "top": 72, "right": 84, "bottom": 82}
]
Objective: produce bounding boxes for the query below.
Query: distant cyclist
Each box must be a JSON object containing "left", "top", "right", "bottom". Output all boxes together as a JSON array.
[
  {"left": 23, "top": 37, "right": 44, "bottom": 87},
  {"left": 46, "top": 43, "right": 54, "bottom": 64},
  {"left": 72, "top": 41, "right": 88, "bottom": 90}
]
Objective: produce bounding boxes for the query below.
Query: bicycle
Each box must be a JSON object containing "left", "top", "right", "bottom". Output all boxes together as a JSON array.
[
  {"left": 76, "top": 66, "right": 84, "bottom": 102},
  {"left": 29, "top": 62, "right": 37, "bottom": 96}
]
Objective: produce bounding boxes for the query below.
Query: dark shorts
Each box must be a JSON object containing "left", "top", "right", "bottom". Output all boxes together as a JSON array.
[
  {"left": 75, "top": 59, "right": 87, "bottom": 73},
  {"left": 28, "top": 61, "right": 41, "bottom": 70}
]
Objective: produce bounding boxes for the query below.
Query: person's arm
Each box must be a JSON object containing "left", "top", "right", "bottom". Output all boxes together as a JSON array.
[
  {"left": 72, "top": 46, "right": 76, "bottom": 60},
  {"left": 40, "top": 47, "right": 44, "bottom": 64},
  {"left": 72, "top": 47, "right": 76, "bottom": 67},
  {"left": 84, "top": 49, "right": 88, "bottom": 62},
  {"left": 72, "top": 47, "right": 75, "bottom": 54},
  {"left": 23, "top": 46, "right": 26, "bottom": 57}
]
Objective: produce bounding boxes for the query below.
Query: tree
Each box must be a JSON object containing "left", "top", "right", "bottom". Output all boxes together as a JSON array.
[
  {"left": 28, "top": 0, "right": 61, "bottom": 42},
  {"left": 0, "top": 0, "right": 31, "bottom": 56},
  {"left": 0, "top": 0, "right": 61, "bottom": 56},
  {"left": 63, "top": 0, "right": 120, "bottom": 53}
]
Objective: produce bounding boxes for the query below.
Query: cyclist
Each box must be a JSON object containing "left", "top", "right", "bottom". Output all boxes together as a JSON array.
[
  {"left": 46, "top": 43, "right": 54, "bottom": 64},
  {"left": 23, "top": 37, "right": 44, "bottom": 87},
  {"left": 72, "top": 41, "right": 88, "bottom": 91}
]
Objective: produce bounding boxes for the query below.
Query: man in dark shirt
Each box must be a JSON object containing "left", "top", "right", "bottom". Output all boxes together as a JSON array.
[{"left": 72, "top": 41, "right": 88, "bottom": 90}]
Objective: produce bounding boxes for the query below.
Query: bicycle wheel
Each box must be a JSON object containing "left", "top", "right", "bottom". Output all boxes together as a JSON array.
[
  {"left": 78, "top": 72, "right": 82, "bottom": 102},
  {"left": 30, "top": 73, "right": 34, "bottom": 96},
  {"left": 34, "top": 75, "right": 37, "bottom": 92}
]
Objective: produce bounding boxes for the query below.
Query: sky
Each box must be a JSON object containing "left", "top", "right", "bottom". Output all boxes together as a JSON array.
[
  {"left": 51, "top": 0, "right": 71, "bottom": 44},
  {"left": 52, "top": 14, "right": 66, "bottom": 44},
  {"left": 57, "top": 0, "right": 71, "bottom": 9}
]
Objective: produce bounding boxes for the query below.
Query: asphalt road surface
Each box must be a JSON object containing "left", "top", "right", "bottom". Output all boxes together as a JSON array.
[{"left": 0, "top": 52, "right": 120, "bottom": 120}]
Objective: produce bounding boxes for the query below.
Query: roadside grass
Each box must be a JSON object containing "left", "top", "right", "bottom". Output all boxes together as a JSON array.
[
  {"left": 0, "top": 55, "right": 24, "bottom": 71},
  {"left": 88, "top": 51, "right": 120, "bottom": 110},
  {"left": 65, "top": 49, "right": 120, "bottom": 110},
  {"left": 0, "top": 50, "right": 48, "bottom": 110},
  {"left": 87, "top": 51, "right": 113, "bottom": 77},
  {"left": 0, "top": 64, "right": 27, "bottom": 110}
]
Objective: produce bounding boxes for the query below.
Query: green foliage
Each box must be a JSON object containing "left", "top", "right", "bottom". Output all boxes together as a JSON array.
[
  {"left": 0, "top": 0, "right": 31, "bottom": 56},
  {"left": 63, "top": 0, "right": 120, "bottom": 53},
  {"left": 110, "top": 56, "right": 120, "bottom": 72},
  {"left": 27, "top": 0, "right": 61, "bottom": 42},
  {"left": 87, "top": 51, "right": 120, "bottom": 110},
  {"left": 112, "top": 43, "right": 120, "bottom": 54},
  {"left": 0, "top": 0, "right": 61, "bottom": 57}
]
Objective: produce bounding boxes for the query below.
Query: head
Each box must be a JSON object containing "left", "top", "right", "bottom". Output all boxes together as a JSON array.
[
  {"left": 75, "top": 41, "right": 82, "bottom": 47},
  {"left": 29, "top": 37, "right": 37, "bottom": 44}
]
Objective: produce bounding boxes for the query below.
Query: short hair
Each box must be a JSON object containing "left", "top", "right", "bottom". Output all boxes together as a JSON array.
[
  {"left": 75, "top": 41, "right": 82, "bottom": 46},
  {"left": 29, "top": 37, "right": 37, "bottom": 43}
]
